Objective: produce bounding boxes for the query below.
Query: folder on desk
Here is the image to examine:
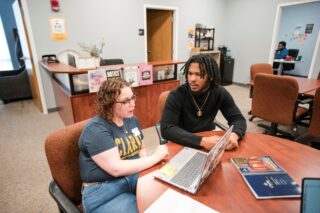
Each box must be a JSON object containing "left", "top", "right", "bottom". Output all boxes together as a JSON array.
[{"left": 231, "top": 156, "right": 301, "bottom": 199}]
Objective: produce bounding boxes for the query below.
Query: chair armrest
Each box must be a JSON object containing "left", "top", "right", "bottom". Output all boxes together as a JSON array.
[
  {"left": 155, "top": 122, "right": 168, "bottom": 145},
  {"left": 214, "top": 120, "right": 228, "bottom": 131},
  {"left": 49, "top": 180, "right": 81, "bottom": 213}
]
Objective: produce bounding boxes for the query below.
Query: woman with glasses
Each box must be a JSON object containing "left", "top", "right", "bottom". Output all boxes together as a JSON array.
[{"left": 79, "top": 79, "right": 168, "bottom": 213}]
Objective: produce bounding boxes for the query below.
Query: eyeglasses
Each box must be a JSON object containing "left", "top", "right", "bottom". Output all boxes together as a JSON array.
[{"left": 116, "top": 94, "right": 137, "bottom": 105}]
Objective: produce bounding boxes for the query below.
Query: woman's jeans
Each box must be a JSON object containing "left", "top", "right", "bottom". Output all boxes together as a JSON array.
[{"left": 82, "top": 173, "right": 139, "bottom": 213}]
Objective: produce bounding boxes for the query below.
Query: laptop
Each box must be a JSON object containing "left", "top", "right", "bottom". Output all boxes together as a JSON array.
[
  {"left": 300, "top": 178, "right": 320, "bottom": 213},
  {"left": 154, "top": 126, "right": 233, "bottom": 194}
]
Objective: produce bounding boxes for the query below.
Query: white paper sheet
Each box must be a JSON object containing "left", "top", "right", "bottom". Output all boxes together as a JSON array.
[{"left": 144, "top": 188, "right": 219, "bottom": 213}]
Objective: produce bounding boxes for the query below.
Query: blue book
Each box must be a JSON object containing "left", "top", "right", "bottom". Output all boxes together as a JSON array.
[
  {"left": 243, "top": 173, "right": 301, "bottom": 199},
  {"left": 231, "top": 156, "right": 301, "bottom": 199}
]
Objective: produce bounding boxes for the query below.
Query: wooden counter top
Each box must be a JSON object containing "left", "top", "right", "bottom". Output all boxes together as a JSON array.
[{"left": 40, "top": 60, "right": 185, "bottom": 75}]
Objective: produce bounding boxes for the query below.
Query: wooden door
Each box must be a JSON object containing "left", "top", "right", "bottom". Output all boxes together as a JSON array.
[
  {"left": 16, "top": 0, "right": 43, "bottom": 112},
  {"left": 147, "top": 10, "right": 173, "bottom": 62}
]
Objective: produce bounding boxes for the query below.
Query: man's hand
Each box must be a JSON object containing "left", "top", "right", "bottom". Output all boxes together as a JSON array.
[
  {"left": 225, "top": 132, "right": 239, "bottom": 150},
  {"left": 200, "top": 135, "right": 221, "bottom": 151},
  {"left": 201, "top": 132, "right": 239, "bottom": 151}
]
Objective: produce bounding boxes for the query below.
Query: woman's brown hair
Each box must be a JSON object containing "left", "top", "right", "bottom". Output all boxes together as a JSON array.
[{"left": 96, "top": 79, "right": 131, "bottom": 120}]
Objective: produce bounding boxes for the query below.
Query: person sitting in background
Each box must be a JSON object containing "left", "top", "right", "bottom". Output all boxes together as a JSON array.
[
  {"left": 160, "top": 54, "right": 247, "bottom": 151},
  {"left": 274, "top": 41, "right": 288, "bottom": 59},
  {"left": 273, "top": 41, "right": 289, "bottom": 69},
  {"left": 79, "top": 79, "right": 168, "bottom": 213}
]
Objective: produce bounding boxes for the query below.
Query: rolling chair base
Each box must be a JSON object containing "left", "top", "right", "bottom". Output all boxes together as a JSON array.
[{"left": 258, "top": 123, "right": 294, "bottom": 140}]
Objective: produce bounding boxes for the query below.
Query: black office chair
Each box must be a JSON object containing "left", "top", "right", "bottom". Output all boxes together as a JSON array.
[
  {"left": 0, "top": 65, "right": 32, "bottom": 103},
  {"left": 282, "top": 49, "right": 299, "bottom": 73},
  {"left": 100, "top": 58, "right": 124, "bottom": 66}
]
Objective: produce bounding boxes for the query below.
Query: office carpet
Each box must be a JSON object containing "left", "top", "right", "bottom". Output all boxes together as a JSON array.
[{"left": 0, "top": 84, "right": 308, "bottom": 212}]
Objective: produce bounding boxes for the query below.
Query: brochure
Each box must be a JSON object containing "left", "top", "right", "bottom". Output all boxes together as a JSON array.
[
  {"left": 231, "top": 156, "right": 301, "bottom": 199},
  {"left": 88, "top": 69, "right": 107, "bottom": 93},
  {"left": 122, "top": 66, "right": 139, "bottom": 87},
  {"left": 139, "top": 64, "right": 153, "bottom": 86},
  {"left": 105, "top": 69, "right": 122, "bottom": 81}
]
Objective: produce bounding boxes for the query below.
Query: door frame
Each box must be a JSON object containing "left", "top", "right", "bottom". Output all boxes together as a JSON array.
[
  {"left": 268, "top": 0, "right": 320, "bottom": 78},
  {"left": 144, "top": 5, "right": 178, "bottom": 62},
  {"left": 18, "top": 0, "right": 48, "bottom": 113}
]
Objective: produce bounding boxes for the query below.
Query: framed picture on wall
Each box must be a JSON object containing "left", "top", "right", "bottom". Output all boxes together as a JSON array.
[{"left": 305, "top": 24, "right": 314, "bottom": 34}]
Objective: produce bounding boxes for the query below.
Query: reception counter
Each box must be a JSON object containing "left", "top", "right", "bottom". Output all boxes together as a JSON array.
[{"left": 41, "top": 60, "right": 185, "bottom": 128}]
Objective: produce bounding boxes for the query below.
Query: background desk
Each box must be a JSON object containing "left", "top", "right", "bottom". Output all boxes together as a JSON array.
[
  {"left": 137, "top": 131, "right": 320, "bottom": 213},
  {"left": 273, "top": 59, "right": 302, "bottom": 75}
]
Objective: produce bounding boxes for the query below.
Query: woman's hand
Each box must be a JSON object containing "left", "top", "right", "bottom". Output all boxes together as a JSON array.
[{"left": 153, "top": 145, "right": 169, "bottom": 162}]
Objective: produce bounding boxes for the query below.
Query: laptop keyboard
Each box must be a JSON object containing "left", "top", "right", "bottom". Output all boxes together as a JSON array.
[{"left": 171, "top": 152, "right": 206, "bottom": 189}]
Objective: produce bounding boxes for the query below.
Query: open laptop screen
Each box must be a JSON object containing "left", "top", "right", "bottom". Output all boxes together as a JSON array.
[
  {"left": 301, "top": 178, "right": 320, "bottom": 213},
  {"left": 198, "top": 126, "right": 233, "bottom": 186}
]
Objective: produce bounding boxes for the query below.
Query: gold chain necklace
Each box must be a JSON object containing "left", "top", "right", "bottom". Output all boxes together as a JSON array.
[{"left": 190, "top": 90, "right": 211, "bottom": 117}]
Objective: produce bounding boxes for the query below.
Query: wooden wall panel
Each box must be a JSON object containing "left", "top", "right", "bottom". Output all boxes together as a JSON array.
[
  {"left": 51, "top": 79, "right": 74, "bottom": 125},
  {"left": 71, "top": 93, "right": 97, "bottom": 123},
  {"left": 133, "top": 80, "right": 179, "bottom": 128},
  {"left": 53, "top": 79, "right": 179, "bottom": 129}
]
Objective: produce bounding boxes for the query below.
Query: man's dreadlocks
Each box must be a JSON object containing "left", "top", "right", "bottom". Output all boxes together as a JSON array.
[{"left": 181, "top": 54, "right": 221, "bottom": 88}]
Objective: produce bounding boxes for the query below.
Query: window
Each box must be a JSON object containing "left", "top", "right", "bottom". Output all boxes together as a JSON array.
[{"left": 0, "top": 15, "right": 13, "bottom": 71}]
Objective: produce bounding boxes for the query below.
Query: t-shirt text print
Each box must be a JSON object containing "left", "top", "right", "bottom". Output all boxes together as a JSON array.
[{"left": 115, "top": 127, "right": 142, "bottom": 159}]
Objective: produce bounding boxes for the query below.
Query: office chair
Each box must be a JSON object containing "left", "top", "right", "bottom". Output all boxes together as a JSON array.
[
  {"left": 282, "top": 49, "right": 299, "bottom": 74},
  {"left": 296, "top": 89, "right": 320, "bottom": 149},
  {"left": 248, "top": 63, "right": 273, "bottom": 121},
  {"left": 45, "top": 120, "right": 88, "bottom": 213},
  {"left": 156, "top": 90, "right": 171, "bottom": 144},
  {"left": 308, "top": 89, "right": 320, "bottom": 149},
  {"left": 251, "top": 73, "right": 308, "bottom": 139},
  {"left": 100, "top": 58, "right": 124, "bottom": 66},
  {"left": 0, "top": 65, "right": 32, "bottom": 103}
]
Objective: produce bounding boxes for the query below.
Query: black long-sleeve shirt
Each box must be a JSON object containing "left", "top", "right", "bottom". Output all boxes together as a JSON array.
[{"left": 160, "top": 84, "right": 247, "bottom": 148}]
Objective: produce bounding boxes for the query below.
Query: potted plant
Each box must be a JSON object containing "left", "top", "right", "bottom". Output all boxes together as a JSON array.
[{"left": 77, "top": 39, "right": 105, "bottom": 67}]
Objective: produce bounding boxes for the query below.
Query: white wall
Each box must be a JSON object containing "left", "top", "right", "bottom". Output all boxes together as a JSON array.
[
  {"left": 223, "top": 0, "right": 305, "bottom": 84},
  {"left": 25, "top": 0, "right": 227, "bottom": 110}
]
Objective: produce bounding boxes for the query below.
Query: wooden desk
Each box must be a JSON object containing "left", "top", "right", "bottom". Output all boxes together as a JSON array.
[
  {"left": 303, "top": 89, "right": 317, "bottom": 98},
  {"left": 291, "top": 76, "right": 320, "bottom": 97},
  {"left": 41, "top": 60, "right": 184, "bottom": 128},
  {"left": 273, "top": 59, "right": 303, "bottom": 75},
  {"left": 249, "top": 76, "right": 320, "bottom": 96},
  {"left": 137, "top": 131, "right": 320, "bottom": 213}
]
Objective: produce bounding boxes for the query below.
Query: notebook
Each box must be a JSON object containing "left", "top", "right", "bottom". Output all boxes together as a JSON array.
[
  {"left": 154, "top": 126, "right": 233, "bottom": 194},
  {"left": 300, "top": 178, "right": 320, "bottom": 213}
]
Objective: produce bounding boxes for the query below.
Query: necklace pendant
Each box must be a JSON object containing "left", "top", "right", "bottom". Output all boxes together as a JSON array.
[{"left": 197, "top": 110, "right": 203, "bottom": 117}]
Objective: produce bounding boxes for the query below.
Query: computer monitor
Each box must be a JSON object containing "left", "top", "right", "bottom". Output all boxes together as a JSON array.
[
  {"left": 300, "top": 178, "right": 320, "bottom": 213},
  {"left": 67, "top": 53, "right": 76, "bottom": 67}
]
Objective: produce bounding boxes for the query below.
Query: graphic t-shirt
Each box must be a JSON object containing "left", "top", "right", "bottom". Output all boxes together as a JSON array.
[{"left": 79, "top": 116, "right": 144, "bottom": 182}]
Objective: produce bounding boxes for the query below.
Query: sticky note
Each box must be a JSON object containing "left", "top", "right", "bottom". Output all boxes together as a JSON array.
[{"left": 160, "top": 164, "right": 177, "bottom": 176}]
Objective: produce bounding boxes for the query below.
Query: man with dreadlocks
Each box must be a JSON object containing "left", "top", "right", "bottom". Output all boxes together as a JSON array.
[{"left": 160, "top": 54, "right": 246, "bottom": 151}]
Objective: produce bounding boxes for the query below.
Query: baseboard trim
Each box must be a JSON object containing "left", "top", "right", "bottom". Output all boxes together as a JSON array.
[{"left": 48, "top": 107, "right": 59, "bottom": 113}]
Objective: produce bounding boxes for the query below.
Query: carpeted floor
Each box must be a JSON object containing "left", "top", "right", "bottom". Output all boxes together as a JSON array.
[{"left": 0, "top": 84, "right": 309, "bottom": 212}]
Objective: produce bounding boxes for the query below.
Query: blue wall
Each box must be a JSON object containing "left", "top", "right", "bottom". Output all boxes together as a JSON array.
[
  {"left": 277, "top": 1, "right": 320, "bottom": 76},
  {"left": 0, "top": 0, "right": 19, "bottom": 69}
]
